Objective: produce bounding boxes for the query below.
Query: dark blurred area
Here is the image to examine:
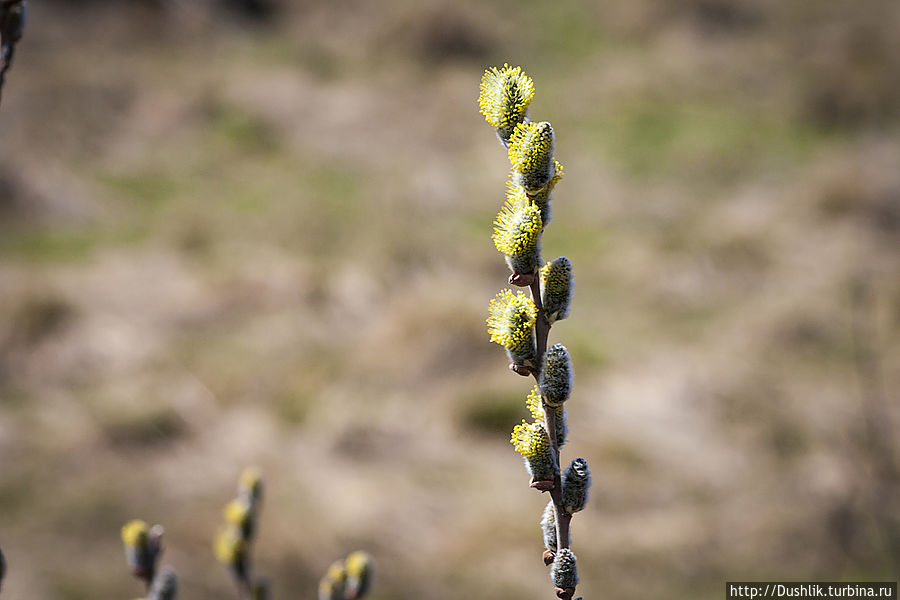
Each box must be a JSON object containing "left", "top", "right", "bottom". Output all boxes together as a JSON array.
[{"left": 0, "top": 0, "right": 898, "bottom": 599}]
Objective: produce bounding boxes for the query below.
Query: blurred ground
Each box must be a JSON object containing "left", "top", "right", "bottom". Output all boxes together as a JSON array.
[{"left": 0, "top": 1, "right": 899, "bottom": 598}]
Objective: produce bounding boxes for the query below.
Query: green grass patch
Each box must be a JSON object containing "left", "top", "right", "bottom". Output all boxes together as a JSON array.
[
  {"left": 587, "top": 100, "right": 835, "bottom": 177},
  {"left": 208, "top": 102, "right": 280, "bottom": 153},
  {"left": 96, "top": 172, "right": 180, "bottom": 207}
]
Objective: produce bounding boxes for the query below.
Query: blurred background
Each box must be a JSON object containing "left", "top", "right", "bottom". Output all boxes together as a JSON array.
[{"left": 0, "top": 0, "right": 898, "bottom": 598}]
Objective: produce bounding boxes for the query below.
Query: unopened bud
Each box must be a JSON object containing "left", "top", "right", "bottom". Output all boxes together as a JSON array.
[
  {"left": 539, "top": 344, "right": 572, "bottom": 407},
  {"left": 540, "top": 257, "right": 573, "bottom": 323},
  {"left": 551, "top": 548, "right": 578, "bottom": 592},
  {"left": 561, "top": 458, "right": 591, "bottom": 514}
]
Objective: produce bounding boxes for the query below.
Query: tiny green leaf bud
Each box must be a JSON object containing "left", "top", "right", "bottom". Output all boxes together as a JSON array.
[
  {"left": 487, "top": 289, "right": 537, "bottom": 367},
  {"left": 318, "top": 560, "right": 347, "bottom": 600},
  {"left": 492, "top": 193, "right": 542, "bottom": 278},
  {"left": 561, "top": 458, "right": 591, "bottom": 514},
  {"left": 551, "top": 548, "right": 578, "bottom": 597},
  {"left": 479, "top": 64, "right": 535, "bottom": 145},
  {"left": 541, "top": 500, "right": 557, "bottom": 553},
  {"left": 539, "top": 344, "right": 572, "bottom": 407},
  {"left": 509, "top": 121, "right": 555, "bottom": 194},
  {"left": 541, "top": 257, "right": 574, "bottom": 323},
  {"left": 147, "top": 567, "right": 178, "bottom": 600},
  {"left": 238, "top": 466, "right": 264, "bottom": 508},
  {"left": 344, "top": 550, "right": 373, "bottom": 599},
  {"left": 510, "top": 420, "right": 558, "bottom": 483}
]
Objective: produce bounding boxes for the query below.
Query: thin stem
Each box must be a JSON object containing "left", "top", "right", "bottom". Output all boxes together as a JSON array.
[
  {"left": 235, "top": 554, "right": 254, "bottom": 600},
  {"left": 542, "top": 405, "right": 571, "bottom": 552},
  {"left": 529, "top": 278, "right": 551, "bottom": 375},
  {"left": 140, "top": 571, "right": 154, "bottom": 595},
  {"left": 529, "top": 277, "right": 571, "bottom": 556}
]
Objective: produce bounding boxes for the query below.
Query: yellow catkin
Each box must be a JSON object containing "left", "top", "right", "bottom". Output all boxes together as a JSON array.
[
  {"left": 224, "top": 499, "right": 251, "bottom": 528},
  {"left": 486, "top": 290, "right": 537, "bottom": 349},
  {"left": 239, "top": 466, "right": 263, "bottom": 503},
  {"left": 121, "top": 520, "right": 149, "bottom": 549},
  {"left": 213, "top": 526, "right": 245, "bottom": 566},
  {"left": 526, "top": 386, "right": 544, "bottom": 421},
  {"left": 509, "top": 122, "right": 553, "bottom": 170},
  {"left": 510, "top": 420, "right": 550, "bottom": 459},
  {"left": 479, "top": 64, "right": 535, "bottom": 136},
  {"left": 492, "top": 195, "right": 542, "bottom": 257}
]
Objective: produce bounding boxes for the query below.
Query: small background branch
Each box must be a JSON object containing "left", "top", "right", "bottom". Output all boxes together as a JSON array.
[{"left": 0, "top": 0, "right": 25, "bottom": 108}]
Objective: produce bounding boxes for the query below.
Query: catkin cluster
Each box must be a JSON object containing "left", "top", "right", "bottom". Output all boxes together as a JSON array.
[
  {"left": 214, "top": 467, "right": 269, "bottom": 600},
  {"left": 479, "top": 64, "right": 592, "bottom": 600},
  {"left": 117, "top": 469, "right": 373, "bottom": 600},
  {"left": 318, "top": 551, "right": 374, "bottom": 600},
  {"left": 120, "top": 519, "right": 178, "bottom": 600}
]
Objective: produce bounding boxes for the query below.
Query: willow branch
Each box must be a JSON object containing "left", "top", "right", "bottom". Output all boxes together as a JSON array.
[
  {"left": 529, "top": 276, "right": 573, "bottom": 559},
  {"left": 0, "top": 0, "right": 25, "bottom": 109}
]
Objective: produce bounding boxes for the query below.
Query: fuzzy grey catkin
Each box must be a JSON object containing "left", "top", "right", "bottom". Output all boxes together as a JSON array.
[
  {"left": 539, "top": 344, "right": 572, "bottom": 406},
  {"left": 561, "top": 457, "right": 591, "bottom": 514},
  {"left": 541, "top": 257, "right": 574, "bottom": 323},
  {"left": 541, "top": 501, "right": 557, "bottom": 552},
  {"left": 551, "top": 548, "right": 578, "bottom": 590}
]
